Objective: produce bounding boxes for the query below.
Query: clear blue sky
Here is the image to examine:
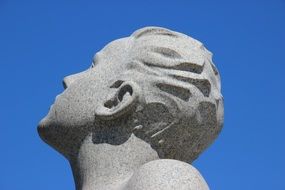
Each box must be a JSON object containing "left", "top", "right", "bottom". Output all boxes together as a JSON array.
[{"left": 0, "top": 0, "right": 285, "bottom": 189}]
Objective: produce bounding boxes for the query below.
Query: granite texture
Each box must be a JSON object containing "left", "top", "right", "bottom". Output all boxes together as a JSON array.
[{"left": 38, "top": 26, "right": 223, "bottom": 190}]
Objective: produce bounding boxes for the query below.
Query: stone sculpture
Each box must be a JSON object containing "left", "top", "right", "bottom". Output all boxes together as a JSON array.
[{"left": 38, "top": 27, "right": 224, "bottom": 190}]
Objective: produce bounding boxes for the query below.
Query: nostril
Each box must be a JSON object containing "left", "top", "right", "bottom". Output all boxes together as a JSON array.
[
  {"left": 62, "top": 78, "right": 69, "bottom": 89},
  {"left": 62, "top": 81, "right": 67, "bottom": 89}
]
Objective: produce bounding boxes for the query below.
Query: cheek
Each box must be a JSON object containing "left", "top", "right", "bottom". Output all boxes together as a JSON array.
[
  {"left": 54, "top": 88, "right": 97, "bottom": 127},
  {"left": 54, "top": 74, "right": 110, "bottom": 127}
]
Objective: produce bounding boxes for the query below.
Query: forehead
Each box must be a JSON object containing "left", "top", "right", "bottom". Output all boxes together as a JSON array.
[
  {"left": 93, "top": 37, "right": 133, "bottom": 66},
  {"left": 89, "top": 38, "right": 135, "bottom": 85}
]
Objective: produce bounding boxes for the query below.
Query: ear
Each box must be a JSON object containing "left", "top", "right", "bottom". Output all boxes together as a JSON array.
[{"left": 95, "top": 81, "right": 142, "bottom": 120}]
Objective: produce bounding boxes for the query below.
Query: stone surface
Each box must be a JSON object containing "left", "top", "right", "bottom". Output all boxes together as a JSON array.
[{"left": 38, "top": 26, "right": 223, "bottom": 190}]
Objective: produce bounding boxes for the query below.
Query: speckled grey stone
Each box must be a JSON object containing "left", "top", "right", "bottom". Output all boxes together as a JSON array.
[{"left": 38, "top": 26, "right": 224, "bottom": 190}]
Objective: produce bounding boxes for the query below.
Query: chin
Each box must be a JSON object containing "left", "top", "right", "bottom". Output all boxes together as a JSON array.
[
  {"left": 38, "top": 103, "right": 57, "bottom": 130},
  {"left": 37, "top": 106, "right": 60, "bottom": 144},
  {"left": 37, "top": 117, "right": 53, "bottom": 143},
  {"left": 37, "top": 117, "right": 68, "bottom": 157}
]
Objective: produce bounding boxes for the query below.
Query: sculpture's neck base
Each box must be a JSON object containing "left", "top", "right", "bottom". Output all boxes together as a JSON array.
[{"left": 69, "top": 134, "right": 159, "bottom": 190}]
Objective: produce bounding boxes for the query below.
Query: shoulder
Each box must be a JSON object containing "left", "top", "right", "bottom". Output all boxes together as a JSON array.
[{"left": 124, "top": 159, "right": 209, "bottom": 190}]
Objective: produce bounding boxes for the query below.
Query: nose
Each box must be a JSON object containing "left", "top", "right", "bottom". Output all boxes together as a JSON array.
[
  {"left": 63, "top": 76, "right": 72, "bottom": 89},
  {"left": 62, "top": 71, "right": 88, "bottom": 89},
  {"left": 63, "top": 73, "right": 80, "bottom": 89}
]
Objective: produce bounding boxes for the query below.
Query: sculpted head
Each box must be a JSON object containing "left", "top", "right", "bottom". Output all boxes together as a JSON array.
[{"left": 38, "top": 27, "right": 224, "bottom": 163}]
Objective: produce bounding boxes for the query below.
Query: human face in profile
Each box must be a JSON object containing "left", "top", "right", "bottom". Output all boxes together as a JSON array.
[{"left": 38, "top": 39, "right": 133, "bottom": 155}]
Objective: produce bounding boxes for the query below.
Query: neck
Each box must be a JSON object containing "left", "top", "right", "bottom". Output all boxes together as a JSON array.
[{"left": 69, "top": 134, "right": 159, "bottom": 190}]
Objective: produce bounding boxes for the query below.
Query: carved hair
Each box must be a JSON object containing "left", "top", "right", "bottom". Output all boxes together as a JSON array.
[
  {"left": 95, "top": 27, "right": 224, "bottom": 163},
  {"left": 122, "top": 27, "right": 224, "bottom": 162}
]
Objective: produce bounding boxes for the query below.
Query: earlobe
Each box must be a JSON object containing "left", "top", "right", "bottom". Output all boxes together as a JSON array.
[{"left": 95, "top": 81, "right": 142, "bottom": 120}]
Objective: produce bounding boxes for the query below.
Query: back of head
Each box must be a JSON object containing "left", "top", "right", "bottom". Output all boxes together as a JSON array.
[{"left": 121, "top": 27, "right": 224, "bottom": 162}]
